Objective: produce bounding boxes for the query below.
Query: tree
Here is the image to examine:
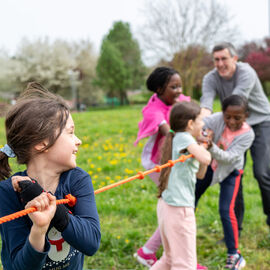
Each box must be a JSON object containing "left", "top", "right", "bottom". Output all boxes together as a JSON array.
[
  {"left": 136, "top": 0, "right": 238, "bottom": 97},
  {"left": 138, "top": 0, "right": 238, "bottom": 63},
  {"left": 96, "top": 21, "right": 146, "bottom": 104},
  {"left": 240, "top": 38, "right": 270, "bottom": 96},
  {"left": 0, "top": 50, "right": 18, "bottom": 96},
  {"left": 96, "top": 40, "right": 130, "bottom": 105},
  {"left": 2, "top": 38, "right": 101, "bottom": 108},
  {"left": 13, "top": 38, "right": 76, "bottom": 97},
  {"left": 72, "top": 40, "right": 103, "bottom": 107},
  {"left": 170, "top": 45, "right": 212, "bottom": 98}
]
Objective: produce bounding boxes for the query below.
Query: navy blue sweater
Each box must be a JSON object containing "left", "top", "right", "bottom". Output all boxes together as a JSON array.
[{"left": 0, "top": 167, "right": 101, "bottom": 270}]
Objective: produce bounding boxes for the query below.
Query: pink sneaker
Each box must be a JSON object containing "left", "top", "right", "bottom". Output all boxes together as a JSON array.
[
  {"left": 133, "top": 247, "right": 157, "bottom": 268},
  {"left": 197, "top": 263, "right": 208, "bottom": 270}
]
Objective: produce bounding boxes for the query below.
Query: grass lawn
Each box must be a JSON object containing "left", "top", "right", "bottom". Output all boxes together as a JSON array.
[{"left": 0, "top": 102, "right": 269, "bottom": 269}]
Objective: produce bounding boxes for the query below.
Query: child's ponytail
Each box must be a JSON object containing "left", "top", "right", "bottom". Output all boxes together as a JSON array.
[
  {"left": 157, "top": 130, "right": 175, "bottom": 198},
  {"left": 0, "top": 150, "right": 13, "bottom": 180}
]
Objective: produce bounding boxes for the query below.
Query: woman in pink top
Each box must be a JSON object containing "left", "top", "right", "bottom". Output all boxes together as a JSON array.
[{"left": 134, "top": 67, "right": 209, "bottom": 269}]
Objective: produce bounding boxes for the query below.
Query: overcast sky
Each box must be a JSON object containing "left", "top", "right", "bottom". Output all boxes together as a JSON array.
[{"left": 0, "top": 0, "right": 269, "bottom": 63}]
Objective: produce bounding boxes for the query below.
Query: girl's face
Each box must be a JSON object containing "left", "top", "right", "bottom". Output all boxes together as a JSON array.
[
  {"left": 158, "top": 73, "right": 182, "bottom": 105},
  {"left": 45, "top": 114, "right": 82, "bottom": 172},
  {"left": 223, "top": 105, "right": 247, "bottom": 131},
  {"left": 190, "top": 113, "right": 204, "bottom": 138}
]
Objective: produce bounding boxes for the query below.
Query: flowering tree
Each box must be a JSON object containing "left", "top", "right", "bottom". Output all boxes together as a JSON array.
[
  {"left": 240, "top": 38, "right": 270, "bottom": 95},
  {"left": 0, "top": 38, "right": 102, "bottom": 106}
]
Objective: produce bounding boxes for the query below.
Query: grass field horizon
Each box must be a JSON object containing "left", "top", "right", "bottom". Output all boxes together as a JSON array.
[{"left": 0, "top": 103, "right": 269, "bottom": 269}]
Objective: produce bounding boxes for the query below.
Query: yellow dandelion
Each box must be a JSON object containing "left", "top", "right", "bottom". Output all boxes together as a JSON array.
[
  {"left": 97, "top": 167, "right": 102, "bottom": 172},
  {"left": 108, "top": 143, "right": 113, "bottom": 149},
  {"left": 110, "top": 160, "right": 118, "bottom": 165},
  {"left": 82, "top": 143, "right": 89, "bottom": 149},
  {"left": 124, "top": 168, "right": 134, "bottom": 175},
  {"left": 116, "top": 235, "right": 121, "bottom": 239},
  {"left": 90, "top": 164, "right": 95, "bottom": 168},
  {"left": 97, "top": 156, "right": 102, "bottom": 160},
  {"left": 125, "top": 239, "right": 130, "bottom": 244},
  {"left": 115, "top": 176, "right": 122, "bottom": 180}
]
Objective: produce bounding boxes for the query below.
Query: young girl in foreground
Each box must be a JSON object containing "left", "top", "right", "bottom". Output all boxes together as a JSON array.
[
  {"left": 196, "top": 95, "right": 254, "bottom": 270},
  {"left": 134, "top": 67, "right": 194, "bottom": 267},
  {"left": 150, "top": 101, "right": 211, "bottom": 270},
  {"left": 0, "top": 83, "right": 101, "bottom": 270}
]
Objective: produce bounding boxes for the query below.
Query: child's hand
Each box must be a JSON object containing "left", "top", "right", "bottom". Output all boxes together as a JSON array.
[
  {"left": 204, "top": 129, "right": 214, "bottom": 149},
  {"left": 205, "top": 129, "right": 214, "bottom": 141},
  {"left": 12, "top": 176, "right": 32, "bottom": 192},
  {"left": 27, "top": 192, "right": 56, "bottom": 231},
  {"left": 197, "top": 129, "right": 214, "bottom": 149}
]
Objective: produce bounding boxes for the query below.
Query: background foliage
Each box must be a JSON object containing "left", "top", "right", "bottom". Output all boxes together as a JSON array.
[
  {"left": 1, "top": 0, "right": 270, "bottom": 108},
  {"left": 96, "top": 21, "right": 146, "bottom": 105}
]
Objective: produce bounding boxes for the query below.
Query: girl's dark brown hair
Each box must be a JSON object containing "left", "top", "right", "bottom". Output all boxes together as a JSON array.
[
  {"left": 0, "top": 82, "right": 70, "bottom": 180},
  {"left": 157, "top": 101, "right": 201, "bottom": 197}
]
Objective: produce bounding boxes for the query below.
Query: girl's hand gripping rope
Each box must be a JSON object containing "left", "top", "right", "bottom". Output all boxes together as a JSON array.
[
  {"left": 197, "top": 128, "right": 213, "bottom": 149},
  {"left": 12, "top": 176, "right": 70, "bottom": 232},
  {"left": 26, "top": 192, "right": 56, "bottom": 231}
]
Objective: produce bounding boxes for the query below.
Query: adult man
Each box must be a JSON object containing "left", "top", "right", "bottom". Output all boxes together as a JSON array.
[{"left": 198, "top": 42, "right": 270, "bottom": 231}]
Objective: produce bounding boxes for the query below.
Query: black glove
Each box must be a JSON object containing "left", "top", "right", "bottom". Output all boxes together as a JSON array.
[
  {"left": 18, "top": 180, "right": 44, "bottom": 206},
  {"left": 51, "top": 203, "right": 70, "bottom": 232},
  {"left": 18, "top": 179, "right": 70, "bottom": 232}
]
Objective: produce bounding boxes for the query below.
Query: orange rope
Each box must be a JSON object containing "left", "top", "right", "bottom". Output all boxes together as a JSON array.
[
  {"left": 0, "top": 154, "right": 193, "bottom": 224},
  {"left": 0, "top": 194, "right": 77, "bottom": 225},
  {"left": 94, "top": 154, "right": 193, "bottom": 194}
]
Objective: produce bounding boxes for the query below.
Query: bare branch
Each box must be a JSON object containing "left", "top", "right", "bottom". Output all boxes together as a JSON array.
[{"left": 137, "top": 0, "right": 239, "bottom": 64}]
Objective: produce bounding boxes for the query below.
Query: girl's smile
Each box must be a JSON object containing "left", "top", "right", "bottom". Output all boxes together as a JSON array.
[
  {"left": 223, "top": 105, "right": 247, "bottom": 131},
  {"left": 45, "top": 114, "right": 82, "bottom": 172},
  {"left": 158, "top": 74, "right": 182, "bottom": 105}
]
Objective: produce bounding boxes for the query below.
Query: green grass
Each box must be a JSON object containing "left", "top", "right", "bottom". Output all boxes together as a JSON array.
[{"left": 0, "top": 102, "right": 270, "bottom": 270}]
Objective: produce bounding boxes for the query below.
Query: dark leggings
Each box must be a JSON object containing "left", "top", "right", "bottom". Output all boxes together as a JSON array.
[{"left": 195, "top": 166, "right": 242, "bottom": 254}]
